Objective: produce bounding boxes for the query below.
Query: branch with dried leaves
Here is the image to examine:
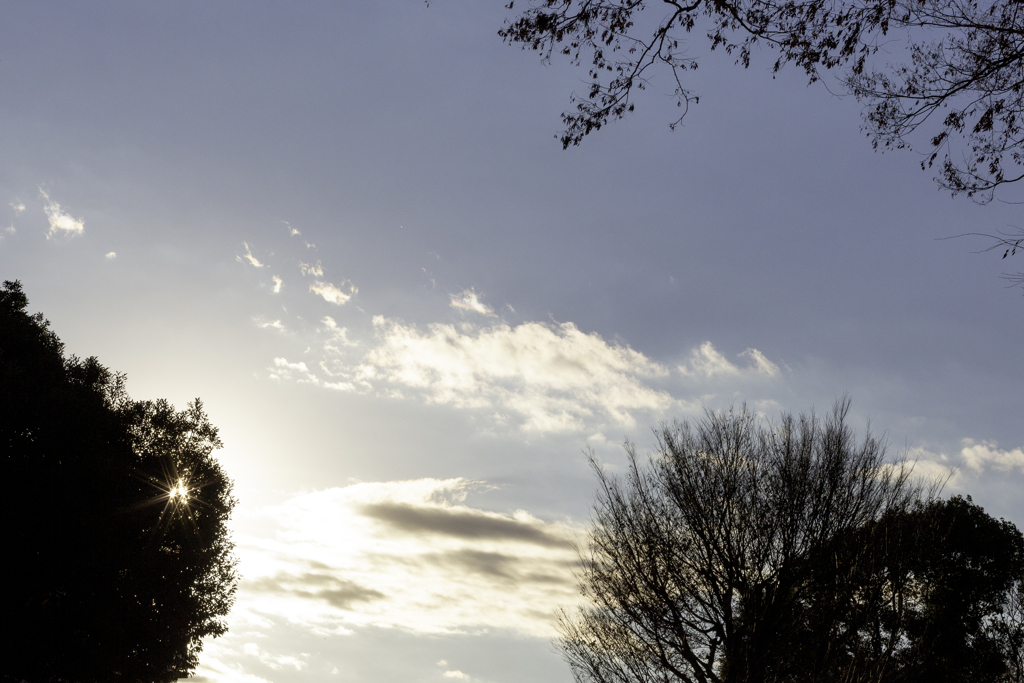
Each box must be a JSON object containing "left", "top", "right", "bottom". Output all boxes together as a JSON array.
[{"left": 501, "top": 0, "right": 1024, "bottom": 200}]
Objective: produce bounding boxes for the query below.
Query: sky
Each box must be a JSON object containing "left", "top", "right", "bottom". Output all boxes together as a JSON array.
[{"left": 1, "top": 2, "right": 1022, "bottom": 682}]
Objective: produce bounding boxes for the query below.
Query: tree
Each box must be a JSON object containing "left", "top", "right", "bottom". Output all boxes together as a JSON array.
[
  {"left": 1, "top": 280, "right": 238, "bottom": 683},
  {"left": 558, "top": 401, "right": 1024, "bottom": 683},
  {"left": 500, "top": 0, "right": 1024, "bottom": 203}
]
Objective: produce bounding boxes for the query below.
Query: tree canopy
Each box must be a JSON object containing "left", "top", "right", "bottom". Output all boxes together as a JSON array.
[
  {"left": 559, "top": 401, "right": 1024, "bottom": 683},
  {"left": 500, "top": 0, "right": 1024, "bottom": 205},
  {"left": 1, "top": 280, "right": 238, "bottom": 683}
]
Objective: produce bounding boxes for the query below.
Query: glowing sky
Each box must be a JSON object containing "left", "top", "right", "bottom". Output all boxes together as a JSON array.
[{"left": 1, "top": 3, "right": 1022, "bottom": 682}]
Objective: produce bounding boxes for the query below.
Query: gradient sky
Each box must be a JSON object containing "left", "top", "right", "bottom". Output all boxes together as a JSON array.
[{"left": 2, "top": 3, "right": 1022, "bottom": 682}]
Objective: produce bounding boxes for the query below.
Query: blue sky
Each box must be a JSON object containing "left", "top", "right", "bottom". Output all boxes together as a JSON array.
[{"left": 2, "top": 3, "right": 1022, "bottom": 682}]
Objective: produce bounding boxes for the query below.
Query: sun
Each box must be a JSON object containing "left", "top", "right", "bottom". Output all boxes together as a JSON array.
[{"left": 168, "top": 478, "right": 189, "bottom": 504}]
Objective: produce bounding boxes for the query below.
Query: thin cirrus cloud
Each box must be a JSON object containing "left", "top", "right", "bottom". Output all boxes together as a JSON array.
[
  {"left": 449, "top": 288, "right": 496, "bottom": 317},
  {"left": 309, "top": 281, "right": 356, "bottom": 306},
  {"left": 39, "top": 189, "right": 85, "bottom": 238},
  {"left": 678, "top": 340, "right": 780, "bottom": 377}
]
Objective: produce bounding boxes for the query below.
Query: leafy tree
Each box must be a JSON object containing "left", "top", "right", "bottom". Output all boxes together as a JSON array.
[
  {"left": 1, "top": 280, "right": 238, "bottom": 683},
  {"left": 558, "top": 401, "right": 1024, "bottom": 683},
  {"left": 499, "top": 0, "right": 1024, "bottom": 203}
]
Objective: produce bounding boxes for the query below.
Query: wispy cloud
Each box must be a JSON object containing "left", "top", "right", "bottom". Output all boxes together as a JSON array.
[
  {"left": 357, "top": 318, "right": 673, "bottom": 431},
  {"left": 322, "top": 316, "right": 358, "bottom": 351},
  {"left": 284, "top": 221, "right": 300, "bottom": 237},
  {"left": 238, "top": 242, "right": 264, "bottom": 268},
  {"left": 272, "top": 276, "right": 282, "bottom": 293},
  {"left": 234, "top": 478, "right": 578, "bottom": 636},
  {"left": 39, "top": 189, "right": 84, "bottom": 238},
  {"left": 270, "top": 357, "right": 355, "bottom": 391},
  {"left": 450, "top": 289, "right": 496, "bottom": 317},
  {"left": 105, "top": 251, "right": 117, "bottom": 259},
  {"left": 309, "top": 281, "right": 356, "bottom": 306},
  {"left": 299, "top": 260, "right": 323, "bottom": 277},
  {"left": 10, "top": 202, "right": 25, "bottom": 213},
  {"left": 258, "top": 319, "right": 286, "bottom": 332},
  {"left": 240, "top": 643, "right": 308, "bottom": 672},
  {"left": 194, "top": 478, "right": 579, "bottom": 681},
  {"left": 678, "top": 341, "right": 779, "bottom": 378}
]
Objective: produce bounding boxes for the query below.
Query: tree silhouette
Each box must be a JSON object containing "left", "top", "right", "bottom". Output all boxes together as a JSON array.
[
  {"left": 558, "top": 401, "right": 1024, "bottom": 683},
  {"left": 500, "top": 0, "right": 1024, "bottom": 203},
  {"left": 1, "top": 280, "right": 238, "bottom": 683}
]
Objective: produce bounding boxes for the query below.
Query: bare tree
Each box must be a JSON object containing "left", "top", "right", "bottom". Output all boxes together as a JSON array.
[
  {"left": 558, "top": 400, "right": 932, "bottom": 683},
  {"left": 559, "top": 401, "right": 1024, "bottom": 683}
]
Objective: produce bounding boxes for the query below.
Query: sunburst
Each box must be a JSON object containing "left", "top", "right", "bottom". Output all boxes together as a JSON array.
[
  {"left": 131, "top": 461, "right": 212, "bottom": 546},
  {"left": 168, "top": 478, "right": 189, "bottom": 503}
]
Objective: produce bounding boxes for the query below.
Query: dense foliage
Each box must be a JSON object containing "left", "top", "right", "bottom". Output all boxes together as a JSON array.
[
  {"left": 1, "top": 280, "right": 237, "bottom": 683},
  {"left": 559, "top": 402, "right": 1024, "bottom": 683}
]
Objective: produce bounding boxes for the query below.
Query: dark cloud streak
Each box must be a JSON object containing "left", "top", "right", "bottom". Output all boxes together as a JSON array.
[
  {"left": 246, "top": 570, "right": 385, "bottom": 610},
  {"left": 359, "top": 501, "right": 571, "bottom": 548}
]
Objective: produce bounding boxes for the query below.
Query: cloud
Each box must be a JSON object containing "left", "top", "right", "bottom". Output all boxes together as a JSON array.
[
  {"left": 310, "top": 280, "right": 356, "bottom": 305},
  {"left": 39, "top": 189, "right": 84, "bottom": 238},
  {"left": 450, "top": 289, "right": 496, "bottom": 316},
  {"left": 233, "top": 479, "right": 580, "bottom": 637},
  {"left": 284, "top": 221, "right": 300, "bottom": 236},
  {"left": 247, "top": 570, "right": 384, "bottom": 610},
  {"left": 238, "top": 242, "right": 264, "bottom": 268},
  {"left": 269, "top": 357, "right": 355, "bottom": 391},
  {"left": 4, "top": 225, "right": 14, "bottom": 234},
  {"left": 105, "top": 251, "right": 116, "bottom": 259},
  {"left": 678, "top": 341, "right": 780, "bottom": 378},
  {"left": 356, "top": 318, "right": 673, "bottom": 431},
  {"left": 10, "top": 202, "right": 25, "bottom": 213},
  {"left": 738, "top": 348, "right": 780, "bottom": 376},
  {"left": 322, "top": 316, "right": 358, "bottom": 351},
  {"left": 444, "top": 672, "right": 471, "bottom": 680},
  {"left": 272, "top": 275, "right": 282, "bottom": 293},
  {"left": 258, "top": 319, "right": 286, "bottom": 332},
  {"left": 269, "top": 357, "right": 315, "bottom": 382},
  {"left": 300, "top": 260, "right": 323, "bottom": 277},
  {"left": 901, "top": 441, "right": 1024, "bottom": 491},
  {"left": 359, "top": 502, "right": 571, "bottom": 548},
  {"left": 960, "top": 440, "right": 1024, "bottom": 473},
  {"left": 241, "top": 643, "right": 308, "bottom": 672}
]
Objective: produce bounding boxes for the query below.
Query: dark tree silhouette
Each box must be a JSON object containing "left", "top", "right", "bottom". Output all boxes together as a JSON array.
[
  {"left": 1, "top": 280, "right": 238, "bottom": 683},
  {"left": 500, "top": 0, "right": 1024, "bottom": 203},
  {"left": 558, "top": 401, "right": 1024, "bottom": 683}
]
